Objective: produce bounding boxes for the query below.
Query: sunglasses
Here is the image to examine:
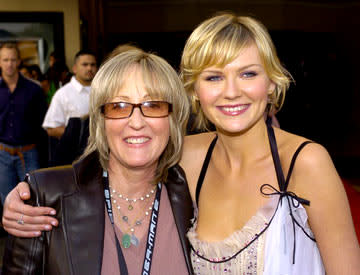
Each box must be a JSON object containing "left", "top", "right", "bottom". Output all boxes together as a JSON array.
[{"left": 100, "top": 101, "right": 173, "bottom": 119}]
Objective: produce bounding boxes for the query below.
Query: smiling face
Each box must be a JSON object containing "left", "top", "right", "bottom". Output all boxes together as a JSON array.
[
  {"left": 194, "top": 43, "right": 275, "bottom": 134},
  {"left": 105, "top": 66, "right": 170, "bottom": 173}
]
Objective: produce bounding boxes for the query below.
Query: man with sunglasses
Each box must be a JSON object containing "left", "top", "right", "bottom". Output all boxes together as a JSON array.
[{"left": 0, "top": 43, "right": 47, "bottom": 205}]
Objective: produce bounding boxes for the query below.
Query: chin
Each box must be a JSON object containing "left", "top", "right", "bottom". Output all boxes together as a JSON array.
[
  {"left": 125, "top": 157, "right": 159, "bottom": 170},
  {"left": 215, "top": 121, "right": 254, "bottom": 135}
]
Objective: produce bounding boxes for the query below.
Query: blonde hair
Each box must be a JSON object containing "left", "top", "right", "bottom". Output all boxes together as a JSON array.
[
  {"left": 82, "top": 48, "right": 190, "bottom": 183},
  {"left": 180, "top": 13, "right": 292, "bottom": 130}
]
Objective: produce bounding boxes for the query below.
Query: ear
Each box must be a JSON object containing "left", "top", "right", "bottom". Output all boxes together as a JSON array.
[
  {"left": 72, "top": 64, "right": 77, "bottom": 74},
  {"left": 268, "top": 81, "right": 276, "bottom": 95},
  {"left": 16, "top": 59, "right": 21, "bottom": 67},
  {"left": 193, "top": 82, "right": 201, "bottom": 100}
]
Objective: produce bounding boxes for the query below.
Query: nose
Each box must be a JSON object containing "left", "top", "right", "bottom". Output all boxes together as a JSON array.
[
  {"left": 128, "top": 106, "right": 146, "bottom": 130},
  {"left": 223, "top": 77, "right": 242, "bottom": 99}
]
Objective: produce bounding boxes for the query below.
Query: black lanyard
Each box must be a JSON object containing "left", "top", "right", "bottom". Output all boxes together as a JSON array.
[{"left": 103, "top": 170, "right": 162, "bottom": 275}]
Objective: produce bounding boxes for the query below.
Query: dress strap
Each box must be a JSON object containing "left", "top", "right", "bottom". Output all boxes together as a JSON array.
[
  {"left": 284, "top": 141, "right": 314, "bottom": 191},
  {"left": 266, "top": 117, "right": 314, "bottom": 192},
  {"left": 263, "top": 119, "right": 315, "bottom": 264},
  {"left": 195, "top": 135, "right": 218, "bottom": 206},
  {"left": 266, "top": 117, "right": 286, "bottom": 191}
]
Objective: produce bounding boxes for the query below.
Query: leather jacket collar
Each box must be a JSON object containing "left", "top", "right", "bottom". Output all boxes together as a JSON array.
[
  {"left": 72, "top": 151, "right": 194, "bottom": 273},
  {"left": 3, "top": 151, "right": 194, "bottom": 274}
]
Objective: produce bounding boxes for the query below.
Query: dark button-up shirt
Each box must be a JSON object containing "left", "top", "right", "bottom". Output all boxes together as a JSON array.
[{"left": 0, "top": 73, "right": 47, "bottom": 145}]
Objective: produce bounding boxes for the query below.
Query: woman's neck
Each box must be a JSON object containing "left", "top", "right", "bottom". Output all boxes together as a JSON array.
[
  {"left": 107, "top": 158, "right": 157, "bottom": 198},
  {"left": 215, "top": 119, "right": 271, "bottom": 169}
]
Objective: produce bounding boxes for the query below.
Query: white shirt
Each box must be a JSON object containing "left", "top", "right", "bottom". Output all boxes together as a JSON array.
[{"left": 42, "top": 76, "right": 91, "bottom": 129}]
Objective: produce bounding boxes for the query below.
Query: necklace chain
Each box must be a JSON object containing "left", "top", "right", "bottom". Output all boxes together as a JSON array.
[
  {"left": 110, "top": 185, "right": 157, "bottom": 248},
  {"left": 111, "top": 185, "right": 156, "bottom": 203}
]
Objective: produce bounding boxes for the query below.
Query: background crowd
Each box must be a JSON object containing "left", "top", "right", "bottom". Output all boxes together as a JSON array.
[{"left": 0, "top": 44, "right": 99, "bottom": 209}]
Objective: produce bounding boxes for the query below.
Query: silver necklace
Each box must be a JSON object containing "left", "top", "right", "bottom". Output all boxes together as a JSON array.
[
  {"left": 110, "top": 186, "right": 156, "bottom": 248},
  {"left": 111, "top": 186, "right": 156, "bottom": 211}
]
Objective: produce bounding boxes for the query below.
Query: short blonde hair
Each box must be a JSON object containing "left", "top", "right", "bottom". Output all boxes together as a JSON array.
[
  {"left": 82, "top": 49, "right": 190, "bottom": 183},
  {"left": 180, "top": 13, "right": 292, "bottom": 130}
]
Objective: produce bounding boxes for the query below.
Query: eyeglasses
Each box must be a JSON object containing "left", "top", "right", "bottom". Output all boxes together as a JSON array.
[{"left": 100, "top": 101, "right": 172, "bottom": 119}]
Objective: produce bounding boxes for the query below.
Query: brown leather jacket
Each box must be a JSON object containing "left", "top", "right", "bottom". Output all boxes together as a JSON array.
[{"left": 2, "top": 151, "right": 194, "bottom": 275}]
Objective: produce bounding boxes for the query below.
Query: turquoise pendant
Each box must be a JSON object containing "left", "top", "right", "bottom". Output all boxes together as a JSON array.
[{"left": 122, "top": 234, "right": 131, "bottom": 248}]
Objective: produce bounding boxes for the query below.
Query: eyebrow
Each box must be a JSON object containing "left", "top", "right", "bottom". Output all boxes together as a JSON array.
[
  {"left": 202, "top": 64, "right": 262, "bottom": 74},
  {"left": 114, "top": 94, "right": 151, "bottom": 101},
  {"left": 81, "top": 62, "right": 96, "bottom": 65}
]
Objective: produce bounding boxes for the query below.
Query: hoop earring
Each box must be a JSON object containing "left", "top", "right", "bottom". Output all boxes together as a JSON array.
[{"left": 191, "top": 93, "right": 199, "bottom": 102}]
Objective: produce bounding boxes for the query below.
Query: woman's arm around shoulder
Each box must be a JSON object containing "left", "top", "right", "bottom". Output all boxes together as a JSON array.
[
  {"left": 2, "top": 174, "right": 47, "bottom": 274},
  {"left": 180, "top": 132, "right": 217, "bottom": 201},
  {"left": 2, "top": 181, "right": 58, "bottom": 238},
  {"left": 289, "top": 142, "right": 360, "bottom": 275}
]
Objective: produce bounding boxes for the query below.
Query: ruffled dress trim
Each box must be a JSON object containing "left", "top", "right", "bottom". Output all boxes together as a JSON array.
[{"left": 188, "top": 197, "right": 277, "bottom": 274}]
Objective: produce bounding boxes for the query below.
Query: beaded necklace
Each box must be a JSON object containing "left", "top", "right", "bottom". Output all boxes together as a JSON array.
[{"left": 110, "top": 186, "right": 156, "bottom": 247}]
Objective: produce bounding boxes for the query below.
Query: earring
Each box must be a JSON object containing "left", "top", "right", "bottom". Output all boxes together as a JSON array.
[
  {"left": 191, "top": 93, "right": 199, "bottom": 107},
  {"left": 192, "top": 93, "right": 199, "bottom": 101}
]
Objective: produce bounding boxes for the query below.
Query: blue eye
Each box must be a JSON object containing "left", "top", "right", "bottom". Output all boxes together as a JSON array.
[
  {"left": 205, "top": 75, "right": 222, "bottom": 81},
  {"left": 242, "top": 71, "right": 257, "bottom": 78}
]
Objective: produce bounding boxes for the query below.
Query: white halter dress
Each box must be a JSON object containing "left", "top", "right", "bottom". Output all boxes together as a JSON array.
[{"left": 187, "top": 121, "right": 325, "bottom": 275}]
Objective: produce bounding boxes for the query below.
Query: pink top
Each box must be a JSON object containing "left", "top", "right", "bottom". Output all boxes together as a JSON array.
[{"left": 101, "top": 184, "right": 188, "bottom": 275}]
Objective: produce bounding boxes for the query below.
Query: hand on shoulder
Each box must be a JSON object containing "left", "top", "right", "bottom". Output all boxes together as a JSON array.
[{"left": 2, "top": 182, "right": 58, "bottom": 238}]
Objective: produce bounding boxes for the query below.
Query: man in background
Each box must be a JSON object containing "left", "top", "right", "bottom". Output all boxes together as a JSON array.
[
  {"left": 42, "top": 50, "right": 97, "bottom": 138},
  {"left": 0, "top": 43, "right": 47, "bottom": 204}
]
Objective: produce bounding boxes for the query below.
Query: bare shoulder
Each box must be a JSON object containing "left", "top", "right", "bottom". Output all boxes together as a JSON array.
[
  {"left": 274, "top": 128, "right": 337, "bottom": 190},
  {"left": 289, "top": 137, "right": 343, "bottom": 210},
  {"left": 277, "top": 130, "right": 336, "bottom": 186},
  {"left": 180, "top": 132, "right": 217, "bottom": 200},
  {"left": 276, "top": 131, "right": 360, "bottom": 272},
  {"left": 295, "top": 143, "right": 335, "bottom": 177}
]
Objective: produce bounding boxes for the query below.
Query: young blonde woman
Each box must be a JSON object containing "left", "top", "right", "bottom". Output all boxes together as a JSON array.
[
  {"left": 3, "top": 13, "right": 360, "bottom": 274},
  {"left": 179, "top": 13, "right": 360, "bottom": 274}
]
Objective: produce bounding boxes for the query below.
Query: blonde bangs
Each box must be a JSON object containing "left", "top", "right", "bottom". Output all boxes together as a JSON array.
[
  {"left": 181, "top": 13, "right": 293, "bottom": 129},
  {"left": 82, "top": 48, "right": 190, "bottom": 182},
  {"left": 183, "top": 24, "right": 252, "bottom": 78},
  {"left": 181, "top": 14, "right": 254, "bottom": 130},
  {"left": 139, "top": 57, "right": 174, "bottom": 103}
]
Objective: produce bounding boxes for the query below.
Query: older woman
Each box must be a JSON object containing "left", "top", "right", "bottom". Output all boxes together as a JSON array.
[{"left": 2, "top": 48, "right": 193, "bottom": 274}]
